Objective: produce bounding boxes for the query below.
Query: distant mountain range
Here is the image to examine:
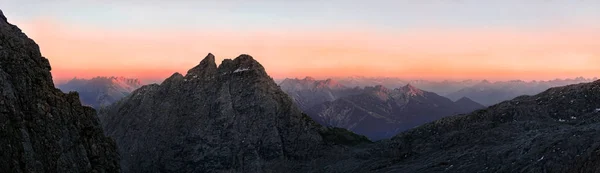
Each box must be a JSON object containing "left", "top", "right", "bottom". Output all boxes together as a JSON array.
[
  {"left": 280, "top": 76, "right": 597, "bottom": 106},
  {"left": 446, "top": 78, "right": 597, "bottom": 105},
  {"left": 280, "top": 77, "right": 485, "bottom": 140},
  {"left": 332, "top": 76, "right": 481, "bottom": 95},
  {"left": 279, "top": 77, "right": 363, "bottom": 110},
  {"left": 57, "top": 76, "right": 142, "bottom": 108}
]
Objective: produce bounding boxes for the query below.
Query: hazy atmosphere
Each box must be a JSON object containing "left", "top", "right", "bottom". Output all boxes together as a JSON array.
[{"left": 2, "top": 0, "right": 599, "bottom": 82}]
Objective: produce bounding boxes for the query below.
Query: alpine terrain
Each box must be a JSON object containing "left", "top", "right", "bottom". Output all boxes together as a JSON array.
[{"left": 0, "top": 9, "right": 120, "bottom": 173}]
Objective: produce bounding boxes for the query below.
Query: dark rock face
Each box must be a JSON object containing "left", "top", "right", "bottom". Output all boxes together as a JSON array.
[
  {"left": 100, "top": 54, "right": 370, "bottom": 173},
  {"left": 337, "top": 80, "right": 600, "bottom": 172},
  {"left": 306, "top": 84, "right": 485, "bottom": 140},
  {"left": 57, "top": 76, "right": 142, "bottom": 108},
  {"left": 0, "top": 9, "right": 119, "bottom": 173}
]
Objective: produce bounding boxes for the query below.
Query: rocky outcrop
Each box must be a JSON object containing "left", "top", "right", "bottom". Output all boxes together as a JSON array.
[
  {"left": 0, "top": 9, "right": 119, "bottom": 172},
  {"left": 99, "top": 54, "right": 370, "bottom": 173}
]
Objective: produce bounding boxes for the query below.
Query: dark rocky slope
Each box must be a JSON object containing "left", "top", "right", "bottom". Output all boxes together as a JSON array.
[
  {"left": 333, "top": 79, "right": 600, "bottom": 172},
  {"left": 99, "top": 53, "right": 370, "bottom": 173},
  {"left": 0, "top": 10, "right": 119, "bottom": 172}
]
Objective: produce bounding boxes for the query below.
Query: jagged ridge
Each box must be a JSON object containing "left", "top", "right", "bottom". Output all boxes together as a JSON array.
[
  {"left": 100, "top": 53, "right": 369, "bottom": 173},
  {"left": 0, "top": 9, "right": 119, "bottom": 172}
]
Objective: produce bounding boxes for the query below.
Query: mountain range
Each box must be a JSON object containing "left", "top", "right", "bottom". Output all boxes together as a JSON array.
[
  {"left": 57, "top": 76, "right": 142, "bottom": 108},
  {"left": 5, "top": 8, "right": 600, "bottom": 173},
  {"left": 97, "top": 52, "right": 600, "bottom": 172},
  {"left": 98, "top": 54, "right": 371, "bottom": 172},
  {"left": 329, "top": 76, "right": 596, "bottom": 106},
  {"left": 446, "top": 78, "right": 597, "bottom": 105},
  {"left": 332, "top": 76, "right": 481, "bottom": 95},
  {"left": 280, "top": 78, "right": 485, "bottom": 140}
]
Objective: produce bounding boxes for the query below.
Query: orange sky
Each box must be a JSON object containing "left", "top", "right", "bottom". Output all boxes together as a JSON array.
[{"left": 14, "top": 18, "right": 600, "bottom": 82}]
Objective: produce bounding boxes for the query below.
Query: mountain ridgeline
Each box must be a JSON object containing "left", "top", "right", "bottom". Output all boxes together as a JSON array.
[
  {"left": 99, "top": 51, "right": 600, "bottom": 172},
  {"left": 446, "top": 78, "right": 596, "bottom": 106},
  {"left": 99, "top": 53, "right": 370, "bottom": 172},
  {"left": 57, "top": 76, "right": 142, "bottom": 108},
  {"left": 5, "top": 7, "right": 600, "bottom": 173},
  {"left": 362, "top": 80, "right": 600, "bottom": 172},
  {"left": 0, "top": 9, "right": 119, "bottom": 172},
  {"left": 280, "top": 78, "right": 485, "bottom": 140}
]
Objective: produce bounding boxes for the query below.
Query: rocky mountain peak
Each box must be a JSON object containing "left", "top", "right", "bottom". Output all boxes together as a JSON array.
[
  {"left": 369, "top": 85, "right": 390, "bottom": 92},
  {"left": 456, "top": 96, "right": 475, "bottom": 103},
  {"left": 315, "top": 78, "right": 344, "bottom": 89},
  {"left": 454, "top": 96, "right": 485, "bottom": 108},
  {"left": 303, "top": 76, "right": 316, "bottom": 81},
  {"left": 161, "top": 72, "right": 184, "bottom": 85},
  {"left": 186, "top": 53, "right": 217, "bottom": 78},
  {"left": 0, "top": 10, "right": 6, "bottom": 22},
  {"left": 217, "top": 54, "right": 266, "bottom": 76},
  {"left": 399, "top": 83, "right": 424, "bottom": 96},
  {"left": 99, "top": 53, "right": 370, "bottom": 172}
]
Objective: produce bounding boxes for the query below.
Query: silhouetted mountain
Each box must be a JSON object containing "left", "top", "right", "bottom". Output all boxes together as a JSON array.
[
  {"left": 337, "top": 79, "right": 600, "bottom": 172},
  {"left": 306, "top": 84, "right": 485, "bottom": 140},
  {"left": 0, "top": 10, "right": 119, "bottom": 172},
  {"left": 279, "top": 77, "right": 362, "bottom": 110},
  {"left": 57, "top": 76, "right": 142, "bottom": 108},
  {"left": 446, "top": 78, "right": 595, "bottom": 105},
  {"left": 99, "top": 54, "right": 370, "bottom": 173},
  {"left": 454, "top": 97, "right": 486, "bottom": 112}
]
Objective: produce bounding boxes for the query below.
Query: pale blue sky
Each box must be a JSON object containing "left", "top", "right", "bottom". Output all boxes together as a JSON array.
[{"left": 2, "top": 0, "right": 599, "bottom": 30}]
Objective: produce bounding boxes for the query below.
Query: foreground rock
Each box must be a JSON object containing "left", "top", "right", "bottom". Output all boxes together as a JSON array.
[
  {"left": 100, "top": 53, "right": 370, "bottom": 173},
  {"left": 0, "top": 9, "right": 119, "bottom": 172}
]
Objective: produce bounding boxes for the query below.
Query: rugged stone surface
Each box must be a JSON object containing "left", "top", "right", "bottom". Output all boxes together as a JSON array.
[
  {"left": 57, "top": 76, "right": 142, "bottom": 108},
  {"left": 99, "top": 54, "right": 370, "bottom": 173},
  {"left": 329, "top": 80, "right": 600, "bottom": 172},
  {"left": 0, "top": 9, "right": 120, "bottom": 173},
  {"left": 306, "top": 84, "right": 485, "bottom": 140}
]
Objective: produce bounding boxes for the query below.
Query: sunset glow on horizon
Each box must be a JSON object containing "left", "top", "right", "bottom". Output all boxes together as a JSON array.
[{"left": 2, "top": 1, "right": 599, "bottom": 82}]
